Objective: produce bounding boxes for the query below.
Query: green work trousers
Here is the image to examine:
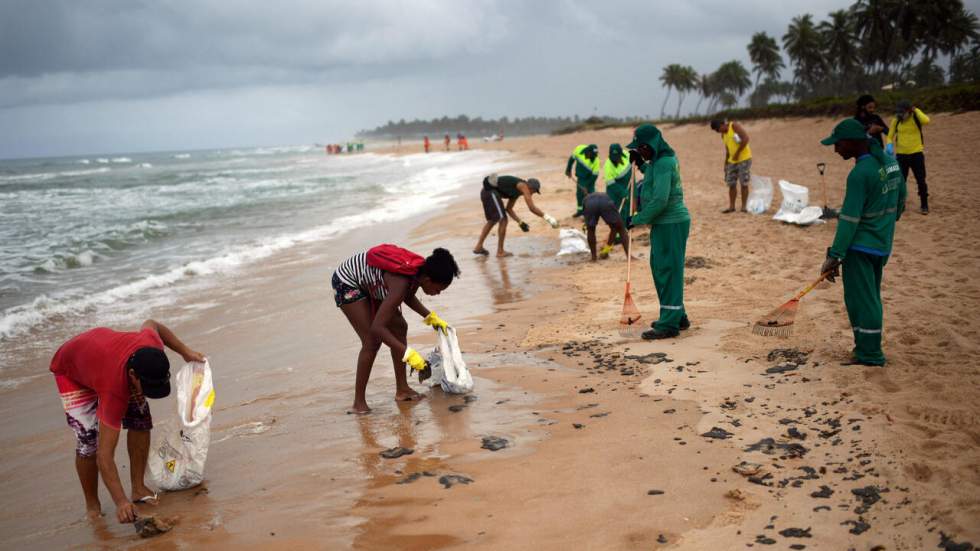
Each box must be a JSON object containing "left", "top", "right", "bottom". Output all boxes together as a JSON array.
[
  {"left": 842, "top": 250, "right": 888, "bottom": 365},
  {"left": 576, "top": 178, "right": 596, "bottom": 213},
  {"left": 650, "top": 220, "right": 690, "bottom": 331}
]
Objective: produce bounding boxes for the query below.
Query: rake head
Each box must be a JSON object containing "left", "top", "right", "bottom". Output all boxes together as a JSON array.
[
  {"left": 619, "top": 286, "right": 644, "bottom": 338},
  {"left": 752, "top": 298, "right": 800, "bottom": 337}
]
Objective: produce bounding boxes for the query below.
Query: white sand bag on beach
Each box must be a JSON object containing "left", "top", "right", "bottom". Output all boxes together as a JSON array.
[
  {"left": 772, "top": 180, "right": 810, "bottom": 223},
  {"left": 424, "top": 327, "right": 473, "bottom": 394},
  {"left": 557, "top": 228, "right": 589, "bottom": 256},
  {"left": 746, "top": 176, "right": 773, "bottom": 214},
  {"left": 148, "top": 360, "right": 215, "bottom": 491}
]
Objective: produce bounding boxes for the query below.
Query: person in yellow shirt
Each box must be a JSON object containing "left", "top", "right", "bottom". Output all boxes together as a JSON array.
[
  {"left": 887, "top": 100, "right": 930, "bottom": 214},
  {"left": 710, "top": 119, "right": 752, "bottom": 213}
]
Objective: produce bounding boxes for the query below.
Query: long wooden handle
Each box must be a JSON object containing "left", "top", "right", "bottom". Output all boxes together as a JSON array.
[
  {"left": 626, "top": 167, "right": 635, "bottom": 284},
  {"left": 793, "top": 271, "right": 832, "bottom": 301}
]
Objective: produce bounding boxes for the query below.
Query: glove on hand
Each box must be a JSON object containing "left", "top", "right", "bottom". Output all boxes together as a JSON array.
[
  {"left": 423, "top": 311, "right": 449, "bottom": 334},
  {"left": 885, "top": 143, "right": 895, "bottom": 156},
  {"left": 598, "top": 244, "right": 614, "bottom": 259},
  {"left": 519, "top": 221, "right": 530, "bottom": 232},
  {"left": 821, "top": 250, "right": 842, "bottom": 283},
  {"left": 543, "top": 213, "right": 559, "bottom": 228},
  {"left": 629, "top": 149, "right": 643, "bottom": 167},
  {"left": 402, "top": 347, "right": 428, "bottom": 371}
]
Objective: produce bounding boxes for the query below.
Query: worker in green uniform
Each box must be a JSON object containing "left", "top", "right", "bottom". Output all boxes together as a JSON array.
[
  {"left": 819, "top": 118, "right": 906, "bottom": 366},
  {"left": 603, "top": 143, "right": 633, "bottom": 245},
  {"left": 626, "top": 124, "right": 692, "bottom": 339},
  {"left": 565, "top": 144, "right": 600, "bottom": 217}
]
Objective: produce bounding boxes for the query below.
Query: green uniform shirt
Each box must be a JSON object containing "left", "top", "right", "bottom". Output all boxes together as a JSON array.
[
  {"left": 830, "top": 154, "right": 907, "bottom": 259},
  {"left": 632, "top": 156, "right": 690, "bottom": 226},
  {"left": 565, "top": 145, "right": 600, "bottom": 186}
]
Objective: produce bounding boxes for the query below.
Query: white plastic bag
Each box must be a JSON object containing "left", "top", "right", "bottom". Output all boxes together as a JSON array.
[
  {"left": 557, "top": 228, "right": 589, "bottom": 256},
  {"left": 746, "top": 176, "right": 773, "bottom": 214},
  {"left": 148, "top": 360, "right": 215, "bottom": 491},
  {"left": 424, "top": 327, "right": 473, "bottom": 394},
  {"left": 772, "top": 180, "right": 810, "bottom": 223}
]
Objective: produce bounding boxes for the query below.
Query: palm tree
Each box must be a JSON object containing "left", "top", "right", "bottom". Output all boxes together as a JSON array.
[
  {"left": 783, "top": 14, "right": 825, "bottom": 98},
  {"left": 693, "top": 73, "right": 713, "bottom": 115},
  {"left": 747, "top": 32, "right": 785, "bottom": 90},
  {"left": 659, "top": 64, "right": 684, "bottom": 118},
  {"left": 819, "top": 9, "right": 860, "bottom": 95},
  {"left": 674, "top": 66, "right": 699, "bottom": 119},
  {"left": 715, "top": 60, "right": 752, "bottom": 107}
]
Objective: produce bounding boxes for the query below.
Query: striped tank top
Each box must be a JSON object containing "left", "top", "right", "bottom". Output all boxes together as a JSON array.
[{"left": 334, "top": 252, "right": 388, "bottom": 300}]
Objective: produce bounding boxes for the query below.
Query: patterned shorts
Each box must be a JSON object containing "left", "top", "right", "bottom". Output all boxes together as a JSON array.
[
  {"left": 55, "top": 375, "right": 153, "bottom": 457},
  {"left": 725, "top": 159, "right": 752, "bottom": 187},
  {"left": 332, "top": 272, "right": 367, "bottom": 307}
]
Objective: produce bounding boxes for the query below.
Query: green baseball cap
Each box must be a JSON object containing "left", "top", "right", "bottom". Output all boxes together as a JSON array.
[
  {"left": 626, "top": 123, "right": 658, "bottom": 149},
  {"left": 820, "top": 118, "right": 869, "bottom": 145}
]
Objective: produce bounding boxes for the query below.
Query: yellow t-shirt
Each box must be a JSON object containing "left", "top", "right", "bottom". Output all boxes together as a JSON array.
[
  {"left": 888, "top": 108, "right": 929, "bottom": 155},
  {"left": 723, "top": 123, "right": 752, "bottom": 164}
]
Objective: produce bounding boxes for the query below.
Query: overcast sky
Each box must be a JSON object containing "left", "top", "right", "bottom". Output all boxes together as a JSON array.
[{"left": 2, "top": 0, "right": 977, "bottom": 159}]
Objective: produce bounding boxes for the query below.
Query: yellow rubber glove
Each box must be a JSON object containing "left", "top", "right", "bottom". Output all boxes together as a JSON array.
[
  {"left": 423, "top": 311, "right": 449, "bottom": 334},
  {"left": 599, "top": 244, "right": 614, "bottom": 259},
  {"left": 402, "top": 347, "right": 427, "bottom": 372}
]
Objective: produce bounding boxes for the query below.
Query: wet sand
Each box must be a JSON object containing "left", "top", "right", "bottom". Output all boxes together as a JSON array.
[{"left": 2, "top": 113, "right": 979, "bottom": 550}]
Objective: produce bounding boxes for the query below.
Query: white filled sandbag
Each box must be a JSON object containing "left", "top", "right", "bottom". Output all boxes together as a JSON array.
[
  {"left": 148, "top": 360, "right": 215, "bottom": 491},
  {"left": 746, "top": 176, "right": 773, "bottom": 214},
  {"left": 557, "top": 228, "right": 589, "bottom": 256},
  {"left": 424, "top": 327, "right": 474, "bottom": 394}
]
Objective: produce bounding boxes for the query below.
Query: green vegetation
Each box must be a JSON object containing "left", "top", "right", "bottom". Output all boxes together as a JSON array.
[
  {"left": 657, "top": 0, "right": 979, "bottom": 117},
  {"left": 551, "top": 82, "right": 980, "bottom": 135}
]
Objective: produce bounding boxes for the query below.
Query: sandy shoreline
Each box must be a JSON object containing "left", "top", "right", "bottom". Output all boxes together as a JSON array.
[{"left": 2, "top": 113, "right": 979, "bottom": 550}]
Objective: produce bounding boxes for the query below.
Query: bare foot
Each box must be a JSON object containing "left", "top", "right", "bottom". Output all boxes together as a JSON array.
[
  {"left": 496, "top": 251, "right": 513, "bottom": 258},
  {"left": 86, "top": 505, "right": 104, "bottom": 520},
  {"left": 347, "top": 402, "right": 372, "bottom": 414},
  {"left": 721, "top": 208, "right": 735, "bottom": 214},
  {"left": 472, "top": 248, "right": 489, "bottom": 255},
  {"left": 395, "top": 388, "right": 423, "bottom": 402},
  {"left": 739, "top": 207, "right": 748, "bottom": 213}
]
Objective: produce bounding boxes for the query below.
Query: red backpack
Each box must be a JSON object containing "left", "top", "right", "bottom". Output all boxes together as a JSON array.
[{"left": 366, "top": 244, "right": 425, "bottom": 275}]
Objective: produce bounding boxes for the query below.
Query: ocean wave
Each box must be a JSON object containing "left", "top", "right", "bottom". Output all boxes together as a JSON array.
[
  {"left": 96, "top": 158, "right": 109, "bottom": 164},
  {"left": 111, "top": 157, "right": 132, "bottom": 163},
  {"left": 173, "top": 153, "right": 191, "bottom": 159},
  {"left": 78, "top": 159, "right": 90, "bottom": 164},
  {"left": 138, "top": 163, "right": 153, "bottom": 168},
  {"left": 0, "top": 167, "right": 111, "bottom": 184}
]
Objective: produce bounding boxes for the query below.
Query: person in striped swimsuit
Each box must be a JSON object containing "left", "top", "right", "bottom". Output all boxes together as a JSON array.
[{"left": 332, "top": 247, "right": 460, "bottom": 414}]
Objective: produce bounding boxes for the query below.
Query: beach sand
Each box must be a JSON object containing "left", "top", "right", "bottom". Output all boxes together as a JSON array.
[{"left": 2, "top": 113, "right": 978, "bottom": 550}]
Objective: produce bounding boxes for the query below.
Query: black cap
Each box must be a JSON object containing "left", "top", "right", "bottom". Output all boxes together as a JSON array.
[
  {"left": 128, "top": 347, "right": 171, "bottom": 398},
  {"left": 526, "top": 178, "right": 541, "bottom": 193}
]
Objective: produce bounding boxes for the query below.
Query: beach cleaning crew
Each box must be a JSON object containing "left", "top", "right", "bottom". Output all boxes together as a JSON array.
[
  {"left": 603, "top": 143, "right": 633, "bottom": 242},
  {"left": 582, "top": 192, "right": 630, "bottom": 262},
  {"left": 819, "top": 118, "right": 906, "bottom": 366},
  {"left": 474, "top": 174, "right": 559, "bottom": 257},
  {"left": 424, "top": 136, "right": 431, "bottom": 153},
  {"left": 710, "top": 119, "right": 752, "bottom": 213},
  {"left": 627, "top": 124, "right": 692, "bottom": 339},
  {"left": 333, "top": 245, "right": 460, "bottom": 414},
  {"left": 444, "top": 134, "right": 451, "bottom": 151},
  {"left": 888, "top": 100, "right": 930, "bottom": 214},
  {"left": 565, "top": 144, "right": 600, "bottom": 217},
  {"left": 49, "top": 320, "right": 205, "bottom": 524}
]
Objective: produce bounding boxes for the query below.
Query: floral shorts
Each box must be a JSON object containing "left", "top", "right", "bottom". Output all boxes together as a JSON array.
[
  {"left": 55, "top": 375, "right": 153, "bottom": 458},
  {"left": 332, "top": 273, "right": 367, "bottom": 307}
]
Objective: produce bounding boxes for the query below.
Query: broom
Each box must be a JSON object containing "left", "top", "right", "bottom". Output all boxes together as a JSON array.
[
  {"left": 752, "top": 271, "right": 832, "bottom": 337},
  {"left": 619, "top": 167, "right": 643, "bottom": 338}
]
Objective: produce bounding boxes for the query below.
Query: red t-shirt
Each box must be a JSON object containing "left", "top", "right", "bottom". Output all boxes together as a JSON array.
[{"left": 50, "top": 327, "right": 164, "bottom": 429}]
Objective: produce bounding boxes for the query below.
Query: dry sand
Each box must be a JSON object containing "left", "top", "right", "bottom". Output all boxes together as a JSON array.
[{"left": 3, "top": 113, "right": 978, "bottom": 550}]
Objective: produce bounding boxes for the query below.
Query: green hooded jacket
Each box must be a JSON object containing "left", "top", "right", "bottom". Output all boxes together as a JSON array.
[
  {"left": 565, "top": 144, "right": 600, "bottom": 185},
  {"left": 627, "top": 125, "right": 690, "bottom": 226}
]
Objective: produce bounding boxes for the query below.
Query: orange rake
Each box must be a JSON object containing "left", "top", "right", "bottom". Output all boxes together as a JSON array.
[{"left": 752, "top": 272, "right": 832, "bottom": 337}]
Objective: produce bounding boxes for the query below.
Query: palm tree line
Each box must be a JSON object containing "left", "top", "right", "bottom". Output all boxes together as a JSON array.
[{"left": 658, "top": 0, "right": 979, "bottom": 118}]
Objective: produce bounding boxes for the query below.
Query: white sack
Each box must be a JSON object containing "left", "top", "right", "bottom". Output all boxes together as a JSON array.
[
  {"left": 557, "top": 228, "right": 589, "bottom": 256},
  {"left": 148, "top": 360, "right": 215, "bottom": 491},
  {"left": 746, "top": 176, "right": 774, "bottom": 215},
  {"left": 772, "top": 179, "right": 810, "bottom": 222},
  {"left": 424, "top": 327, "right": 474, "bottom": 394}
]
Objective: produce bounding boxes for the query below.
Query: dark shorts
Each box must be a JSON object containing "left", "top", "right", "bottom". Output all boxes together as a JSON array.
[
  {"left": 583, "top": 193, "right": 622, "bottom": 228},
  {"left": 480, "top": 186, "right": 506, "bottom": 222},
  {"left": 56, "top": 375, "right": 153, "bottom": 457},
  {"left": 332, "top": 272, "right": 367, "bottom": 307}
]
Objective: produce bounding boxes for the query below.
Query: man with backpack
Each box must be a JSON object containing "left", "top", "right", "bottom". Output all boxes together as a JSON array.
[{"left": 888, "top": 100, "right": 930, "bottom": 214}]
